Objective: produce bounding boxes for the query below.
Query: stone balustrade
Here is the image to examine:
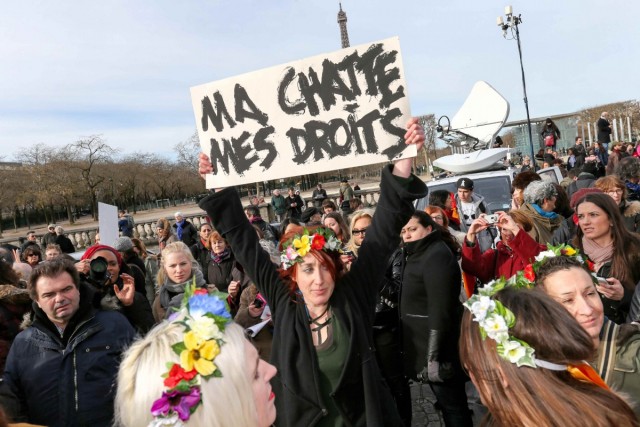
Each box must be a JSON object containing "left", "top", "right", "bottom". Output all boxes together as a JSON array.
[{"left": 0, "top": 187, "right": 383, "bottom": 250}]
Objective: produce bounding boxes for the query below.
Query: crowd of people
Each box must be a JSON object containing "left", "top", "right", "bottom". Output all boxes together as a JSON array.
[{"left": 0, "top": 115, "right": 639, "bottom": 427}]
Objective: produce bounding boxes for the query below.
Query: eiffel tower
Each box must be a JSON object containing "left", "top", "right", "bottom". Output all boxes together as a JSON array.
[{"left": 337, "top": 3, "right": 350, "bottom": 48}]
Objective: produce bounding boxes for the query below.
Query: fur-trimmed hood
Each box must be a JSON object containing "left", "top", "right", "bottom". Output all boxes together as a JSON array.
[
  {"left": 0, "top": 284, "right": 30, "bottom": 305},
  {"left": 622, "top": 200, "right": 640, "bottom": 218}
]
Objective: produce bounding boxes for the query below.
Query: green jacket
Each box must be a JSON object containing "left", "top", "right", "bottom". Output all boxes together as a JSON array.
[
  {"left": 595, "top": 319, "right": 640, "bottom": 417},
  {"left": 271, "top": 194, "right": 287, "bottom": 215}
]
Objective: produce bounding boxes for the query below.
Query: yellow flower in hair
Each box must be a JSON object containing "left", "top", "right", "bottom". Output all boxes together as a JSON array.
[
  {"left": 562, "top": 246, "right": 576, "bottom": 256},
  {"left": 180, "top": 330, "right": 220, "bottom": 376},
  {"left": 293, "top": 235, "right": 311, "bottom": 257}
]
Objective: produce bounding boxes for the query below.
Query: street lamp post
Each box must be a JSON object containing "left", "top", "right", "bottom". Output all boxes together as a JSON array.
[{"left": 497, "top": 6, "right": 536, "bottom": 169}]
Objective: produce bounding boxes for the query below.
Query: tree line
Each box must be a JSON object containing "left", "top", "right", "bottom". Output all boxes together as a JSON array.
[{"left": 0, "top": 116, "right": 438, "bottom": 234}]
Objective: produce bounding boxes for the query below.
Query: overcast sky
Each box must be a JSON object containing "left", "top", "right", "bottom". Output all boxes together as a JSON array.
[{"left": 1, "top": 0, "right": 638, "bottom": 161}]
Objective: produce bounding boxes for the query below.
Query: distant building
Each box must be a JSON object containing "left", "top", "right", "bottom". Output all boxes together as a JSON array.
[{"left": 504, "top": 113, "right": 578, "bottom": 154}]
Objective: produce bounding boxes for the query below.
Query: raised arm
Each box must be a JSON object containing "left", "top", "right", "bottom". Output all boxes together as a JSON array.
[{"left": 346, "top": 118, "right": 428, "bottom": 307}]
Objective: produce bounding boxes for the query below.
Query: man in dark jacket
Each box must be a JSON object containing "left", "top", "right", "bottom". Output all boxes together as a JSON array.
[
  {"left": 54, "top": 226, "right": 75, "bottom": 254},
  {"left": 41, "top": 224, "right": 58, "bottom": 248},
  {"left": 311, "top": 183, "right": 328, "bottom": 208},
  {"left": 567, "top": 162, "right": 597, "bottom": 199},
  {"left": 0, "top": 259, "right": 135, "bottom": 426},
  {"left": 285, "top": 187, "right": 304, "bottom": 219},
  {"left": 597, "top": 112, "right": 612, "bottom": 165},
  {"left": 572, "top": 136, "right": 587, "bottom": 168},
  {"left": 172, "top": 211, "right": 198, "bottom": 247}
]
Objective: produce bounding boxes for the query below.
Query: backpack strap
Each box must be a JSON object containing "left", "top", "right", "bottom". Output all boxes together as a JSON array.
[{"left": 596, "top": 319, "right": 619, "bottom": 384}]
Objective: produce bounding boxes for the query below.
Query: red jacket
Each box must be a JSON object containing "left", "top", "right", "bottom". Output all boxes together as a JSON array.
[{"left": 461, "top": 230, "right": 545, "bottom": 284}]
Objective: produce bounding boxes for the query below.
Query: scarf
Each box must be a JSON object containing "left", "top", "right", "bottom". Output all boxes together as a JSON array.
[
  {"left": 531, "top": 203, "right": 559, "bottom": 219},
  {"left": 211, "top": 248, "right": 231, "bottom": 264},
  {"left": 582, "top": 237, "right": 614, "bottom": 272},
  {"left": 158, "top": 268, "right": 206, "bottom": 309},
  {"left": 175, "top": 220, "right": 184, "bottom": 240}
]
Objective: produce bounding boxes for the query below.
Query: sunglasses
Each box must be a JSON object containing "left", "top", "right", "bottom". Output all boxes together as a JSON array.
[{"left": 352, "top": 228, "right": 368, "bottom": 236}]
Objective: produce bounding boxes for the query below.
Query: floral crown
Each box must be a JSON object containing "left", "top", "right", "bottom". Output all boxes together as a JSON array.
[
  {"left": 465, "top": 244, "right": 595, "bottom": 368},
  {"left": 464, "top": 243, "right": 609, "bottom": 389},
  {"left": 464, "top": 277, "right": 537, "bottom": 367},
  {"left": 149, "top": 281, "right": 231, "bottom": 426},
  {"left": 511, "top": 243, "right": 596, "bottom": 286},
  {"left": 280, "top": 227, "right": 342, "bottom": 270}
]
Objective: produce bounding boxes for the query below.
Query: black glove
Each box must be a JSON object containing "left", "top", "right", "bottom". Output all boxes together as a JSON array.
[{"left": 417, "top": 330, "right": 454, "bottom": 383}]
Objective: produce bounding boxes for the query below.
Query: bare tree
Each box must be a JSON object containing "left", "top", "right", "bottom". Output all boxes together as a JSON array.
[
  {"left": 174, "top": 132, "right": 200, "bottom": 173},
  {"left": 66, "top": 135, "right": 117, "bottom": 219}
]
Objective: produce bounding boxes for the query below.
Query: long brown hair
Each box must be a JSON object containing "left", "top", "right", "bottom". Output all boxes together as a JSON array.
[
  {"left": 459, "top": 287, "right": 637, "bottom": 427},
  {"left": 573, "top": 192, "right": 640, "bottom": 289}
]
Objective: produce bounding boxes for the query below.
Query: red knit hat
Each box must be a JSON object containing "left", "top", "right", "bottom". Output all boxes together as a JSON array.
[
  {"left": 81, "top": 244, "right": 123, "bottom": 266},
  {"left": 570, "top": 187, "right": 603, "bottom": 210}
]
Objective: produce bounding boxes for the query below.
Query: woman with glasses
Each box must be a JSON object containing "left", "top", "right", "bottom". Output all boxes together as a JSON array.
[
  {"left": 595, "top": 175, "right": 640, "bottom": 234},
  {"left": 424, "top": 205, "right": 465, "bottom": 244}
]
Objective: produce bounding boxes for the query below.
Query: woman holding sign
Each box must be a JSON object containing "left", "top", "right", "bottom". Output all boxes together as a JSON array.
[{"left": 197, "top": 118, "right": 426, "bottom": 427}]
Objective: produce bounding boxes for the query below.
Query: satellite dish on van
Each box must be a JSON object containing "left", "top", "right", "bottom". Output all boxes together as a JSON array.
[
  {"left": 433, "top": 147, "right": 510, "bottom": 173},
  {"left": 437, "top": 81, "right": 510, "bottom": 151}
]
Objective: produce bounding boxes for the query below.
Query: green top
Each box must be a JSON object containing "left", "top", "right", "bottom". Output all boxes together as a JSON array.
[{"left": 316, "top": 314, "right": 349, "bottom": 427}]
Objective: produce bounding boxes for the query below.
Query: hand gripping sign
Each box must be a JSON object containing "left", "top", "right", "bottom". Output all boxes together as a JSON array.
[{"left": 190, "top": 37, "right": 414, "bottom": 188}]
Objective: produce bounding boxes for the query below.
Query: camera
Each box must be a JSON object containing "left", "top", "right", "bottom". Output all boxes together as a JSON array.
[
  {"left": 86, "top": 256, "right": 112, "bottom": 288},
  {"left": 253, "top": 298, "right": 264, "bottom": 309},
  {"left": 484, "top": 214, "right": 499, "bottom": 225}
]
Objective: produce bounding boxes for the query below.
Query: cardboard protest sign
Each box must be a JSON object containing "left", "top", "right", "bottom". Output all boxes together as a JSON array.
[{"left": 190, "top": 37, "right": 414, "bottom": 188}]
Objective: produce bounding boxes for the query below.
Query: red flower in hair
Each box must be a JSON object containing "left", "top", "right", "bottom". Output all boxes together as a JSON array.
[
  {"left": 586, "top": 260, "right": 595, "bottom": 272},
  {"left": 164, "top": 364, "right": 198, "bottom": 388},
  {"left": 311, "top": 234, "right": 325, "bottom": 250},
  {"left": 523, "top": 264, "right": 535, "bottom": 282}
]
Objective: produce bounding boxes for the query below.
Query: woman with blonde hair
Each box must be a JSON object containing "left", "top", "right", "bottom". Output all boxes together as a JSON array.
[
  {"left": 460, "top": 285, "right": 638, "bottom": 426},
  {"left": 116, "top": 291, "right": 277, "bottom": 427},
  {"left": 344, "top": 210, "right": 374, "bottom": 257},
  {"left": 153, "top": 242, "right": 207, "bottom": 321}
]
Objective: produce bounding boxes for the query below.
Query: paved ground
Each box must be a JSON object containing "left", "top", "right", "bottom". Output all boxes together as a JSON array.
[{"left": 410, "top": 381, "right": 486, "bottom": 426}]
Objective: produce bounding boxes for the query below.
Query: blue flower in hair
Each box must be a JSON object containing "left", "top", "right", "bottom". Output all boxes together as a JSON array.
[{"left": 188, "top": 294, "right": 231, "bottom": 319}]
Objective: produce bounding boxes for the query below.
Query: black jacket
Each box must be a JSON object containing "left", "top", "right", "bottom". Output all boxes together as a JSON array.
[
  {"left": 55, "top": 235, "right": 75, "bottom": 254},
  {"left": 190, "top": 239, "right": 211, "bottom": 273},
  {"left": 199, "top": 165, "right": 427, "bottom": 427},
  {"left": 400, "top": 230, "right": 463, "bottom": 378},
  {"left": 0, "top": 284, "right": 135, "bottom": 426},
  {"left": 597, "top": 117, "right": 612, "bottom": 143},
  {"left": 172, "top": 220, "right": 199, "bottom": 247}
]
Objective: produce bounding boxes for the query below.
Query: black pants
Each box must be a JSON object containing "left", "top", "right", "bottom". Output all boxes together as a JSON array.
[
  {"left": 373, "top": 326, "right": 412, "bottom": 426},
  {"left": 429, "top": 373, "right": 473, "bottom": 427}
]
